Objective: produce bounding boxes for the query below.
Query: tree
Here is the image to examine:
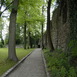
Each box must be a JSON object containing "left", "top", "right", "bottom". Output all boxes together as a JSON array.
[
  {"left": 24, "top": 22, "right": 27, "bottom": 49},
  {"left": 47, "top": 0, "right": 54, "bottom": 51},
  {"left": 0, "top": 0, "right": 4, "bottom": 16},
  {"left": 17, "top": 0, "right": 45, "bottom": 49},
  {"left": 16, "top": 23, "right": 21, "bottom": 44},
  {"left": 0, "top": 0, "right": 13, "bottom": 17},
  {"left": 8, "top": 0, "right": 19, "bottom": 61},
  {"left": 41, "top": 5, "right": 45, "bottom": 49},
  {"left": 0, "top": 18, "right": 4, "bottom": 46}
]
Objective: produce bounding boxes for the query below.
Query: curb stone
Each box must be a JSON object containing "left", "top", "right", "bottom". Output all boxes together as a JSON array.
[
  {"left": 42, "top": 49, "right": 50, "bottom": 77},
  {"left": 1, "top": 50, "right": 34, "bottom": 77}
]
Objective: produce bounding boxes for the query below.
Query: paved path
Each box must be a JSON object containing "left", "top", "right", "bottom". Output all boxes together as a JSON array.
[{"left": 6, "top": 49, "right": 47, "bottom": 77}]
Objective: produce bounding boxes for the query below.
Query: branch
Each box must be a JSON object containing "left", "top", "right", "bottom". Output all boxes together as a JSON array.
[
  {"left": 1, "top": 1, "right": 14, "bottom": 15},
  {"left": 0, "top": 0, "right": 4, "bottom": 10}
]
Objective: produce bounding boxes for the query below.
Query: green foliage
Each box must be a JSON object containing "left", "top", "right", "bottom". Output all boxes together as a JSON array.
[
  {"left": 0, "top": 18, "right": 4, "bottom": 33},
  {"left": 71, "top": 46, "right": 77, "bottom": 57},
  {"left": 68, "top": 40, "right": 77, "bottom": 56},
  {"left": 44, "top": 49, "right": 77, "bottom": 77},
  {"left": 68, "top": 0, "right": 77, "bottom": 60},
  {"left": 67, "top": 40, "right": 77, "bottom": 66},
  {"left": 51, "top": 66, "right": 60, "bottom": 77},
  {"left": 16, "top": 24, "right": 22, "bottom": 44},
  {"left": 68, "top": 67, "right": 76, "bottom": 77},
  {"left": 4, "top": 33, "right": 9, "bottom": 44},
  {"left": 51, "top": 66, "right": 67, "bottom": 77},
  {"left": 17, "top": 0, "right": 45, "bottom": 24},
  {"left": 60, "top": 66, "right": 67, "bottom": 77},
  {"left": 0, "top": 42, "right": 4, "bottom": 48},
  {"left": 52, "top": 0, "right": 56, "bottom": 3},
  {"left": 16, "top": 0, "right": 45, "bottom": 48}
]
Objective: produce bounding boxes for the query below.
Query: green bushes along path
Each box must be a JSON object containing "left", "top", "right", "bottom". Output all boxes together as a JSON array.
[{"left": 44, "top": 49, "right": 77, "bottom": 77}]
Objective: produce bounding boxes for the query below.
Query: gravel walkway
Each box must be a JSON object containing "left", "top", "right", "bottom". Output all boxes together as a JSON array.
[{"left": 6, "top": 48, "right": 47, "bottom": 77}]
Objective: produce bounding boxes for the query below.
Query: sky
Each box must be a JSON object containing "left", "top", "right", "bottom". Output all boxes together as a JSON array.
[{"left": 1, "top": 7, "right": 10, "bottom": 40}]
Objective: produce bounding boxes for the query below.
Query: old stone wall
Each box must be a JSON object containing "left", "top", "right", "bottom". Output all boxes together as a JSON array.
[
  {"left": 51, "top": 0, "right": 70, "bottom": 51},
  {"left": 42, "top": 0, "right": 77, "bottom": 51}
]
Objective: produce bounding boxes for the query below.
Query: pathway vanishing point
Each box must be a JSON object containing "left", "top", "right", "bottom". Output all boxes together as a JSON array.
[{"left": 4, "top": 48, "right": 47, "bottom": 77}]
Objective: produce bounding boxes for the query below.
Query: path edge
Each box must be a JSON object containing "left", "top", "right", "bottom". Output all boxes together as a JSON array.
[
  {"left": 1, "top": 50, "right": 34, "bottom": 77},
  {"left": 42, "top": 49, "right": 50, "bottom": 77}
]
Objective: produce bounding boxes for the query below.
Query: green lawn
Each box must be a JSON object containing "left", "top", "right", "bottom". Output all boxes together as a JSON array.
[{"left": 0, "top": 48, "right": 34, "bottom": 76}]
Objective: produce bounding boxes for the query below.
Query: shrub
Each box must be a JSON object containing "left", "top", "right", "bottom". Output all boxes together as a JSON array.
[
  {"left": 44, "top": 49, "right": 77, "bottom": 77},
  {"left": 68, "top": 67, "right": 76, "bottom": 77},
  {"left": 51, "top": 66, "right": 60, "bottom": 77},
  {"left": 60, "top": 66, "right": 67, "bottom": 77},
  {"left": 0, "top": 43, "right": 4, "bottom": 48}
]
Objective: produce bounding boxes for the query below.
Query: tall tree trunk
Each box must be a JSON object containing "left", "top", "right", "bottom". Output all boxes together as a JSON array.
[
  {"left": 1, "top": 31, "right": 4, "bottom": 45},
  {"left": 42, "top": 6, "right": 44, "bottom": 49},
  {"left": 42, "top": 23, "right": 44, "bottom": 49},
  {"left": 24, "top": 22, "right": 26, "bottom": 49},
  {"left": 34, "top": 32, "right": 36, "bottom": 48},
  {"left": 29, "top": 32, "right": 32, "bottom": 48},
  {"left": 45, "top": 31, "right": 47, "bottom": 48},
  {"left": 47, "top": 0, "right": 54, "bottom": 51},
  {"left": 8, "top": 0, "right": 19, "bottom": 62}
]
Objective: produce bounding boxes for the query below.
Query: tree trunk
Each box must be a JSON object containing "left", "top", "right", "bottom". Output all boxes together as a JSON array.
[
  {"left": 24, "top": 22, "right": 26, "bottom": 49},
  {"left": 42, "top": 6, "right": 44, "bottom": 49},
  {"left": 42, "top": 23, "right": 44, "bottom": 49},
  {"left": 1, "top": 34, "right": 4, "bottom": 45},
  {"left": 47, "top": 0, "right": 54, "bottom": 51},
  {"left": 8, "top": 0, "right": 19, "bottom": 62},
  {"left": 45, "top": 31, "right": 47, "bottom": 48},
  {"left": 1, "top": 30, "right": 4, "bottom": 45},
  {"left": 29, "top": 32, "right": 32, "bottom": 48}
]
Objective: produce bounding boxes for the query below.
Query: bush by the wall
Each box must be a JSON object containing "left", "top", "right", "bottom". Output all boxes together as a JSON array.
[{"left": 44, "top": 49, "right": 77, "bottom": 77}]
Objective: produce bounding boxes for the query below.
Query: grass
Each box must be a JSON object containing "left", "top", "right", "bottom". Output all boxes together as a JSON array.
[{"left": 0, "top": 48, "right": 34, "bottom": 76}]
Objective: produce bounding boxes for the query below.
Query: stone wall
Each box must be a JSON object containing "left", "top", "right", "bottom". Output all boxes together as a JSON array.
[
  {"left": 51, "top": 1, "right": 70, "bottom": 51},
  {"left": 42, "top": 0, "right": 77, "bottom": 51}
]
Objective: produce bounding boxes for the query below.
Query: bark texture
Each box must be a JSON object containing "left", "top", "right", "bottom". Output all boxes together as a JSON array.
[
  {"left": 29, "top": 32, "right": 32, "bottom": 48},
  {"left": 42, "top": 6, "right": 44, "bottom": 49},
  {"left": 24, "top": 22, "right": 26, "bottom": 49},
  {"left": 47, "top": 0, "right": 54, "bottom": 51},
  {"left": 8, "top": 0, "right": 19, "bottom": 61},
  {"left": 42, "top": 23, "right": 44, "bottom": 49}
]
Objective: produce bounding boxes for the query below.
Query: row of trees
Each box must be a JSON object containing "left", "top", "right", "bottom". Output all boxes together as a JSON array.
[
  {"left": 0, "top": 0, "right": 44, "bottom": 61},
  {"left": 0, "top": 0, "right": 56, "bottom": 61}
]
